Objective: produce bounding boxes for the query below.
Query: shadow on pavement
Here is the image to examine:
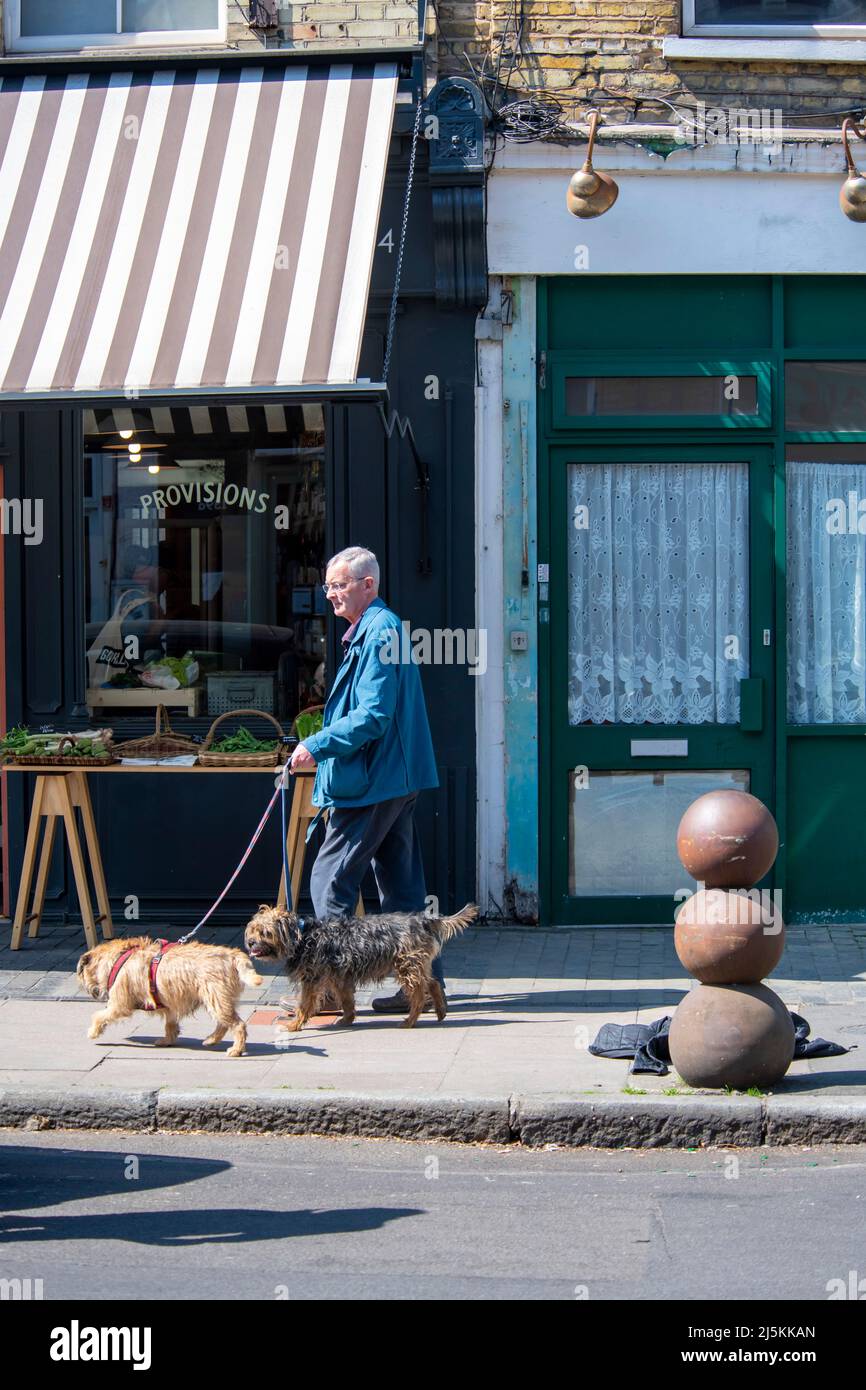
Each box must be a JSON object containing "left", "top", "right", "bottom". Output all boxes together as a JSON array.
[
  {"left": 0, "top": 1205, "right": 421, "bottom": 1246},
  {"left": 0, "top": 1143, "right": 230, "bottom": 1210},
  {"left": 775, "top": 1067, "right": 866, "bottom": 1092}
]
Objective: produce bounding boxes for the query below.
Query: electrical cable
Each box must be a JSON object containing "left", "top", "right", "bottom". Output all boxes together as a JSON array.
[{"left": 463, "top": 37, "right": 866, "bottom": 146}]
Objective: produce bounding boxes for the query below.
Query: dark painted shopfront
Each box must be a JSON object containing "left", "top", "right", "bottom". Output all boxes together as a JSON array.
[
  {"left": 540, "top": 274, "right": 866, "bottom": 925},
  {"left": 0, "top": 62, "right": 484, "bottom": 926}
]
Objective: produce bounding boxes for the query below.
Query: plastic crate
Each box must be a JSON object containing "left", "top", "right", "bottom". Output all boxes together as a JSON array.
[{"left": 206, "top": 671, "right": 275, "bottom": 715}]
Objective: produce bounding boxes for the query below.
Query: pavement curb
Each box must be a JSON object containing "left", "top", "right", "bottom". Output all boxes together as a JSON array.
[
  {"left": 1, "top": 1088, "right": 865, "bottom": 1146},
  {"left": 512, "top": 1094, "right": 764, "bottom": 1148},
  {"left": 155, "top": 1091, "right": 513, "bottom": 1143},
  {"left": 0, "top": 1087, "right": 158, "bottom": 1131},
  {"left": 764, "top": 1096, "right": 866, "bottom": 1145}
]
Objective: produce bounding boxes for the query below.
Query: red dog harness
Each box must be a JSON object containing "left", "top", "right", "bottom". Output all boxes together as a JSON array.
[{"left": 107, "top": 940, "right": 178, "bottom": 1011}]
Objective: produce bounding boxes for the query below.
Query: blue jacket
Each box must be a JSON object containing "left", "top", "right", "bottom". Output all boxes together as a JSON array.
[{"left": 303, "top": 597, "right": 439, "bottom": 808}]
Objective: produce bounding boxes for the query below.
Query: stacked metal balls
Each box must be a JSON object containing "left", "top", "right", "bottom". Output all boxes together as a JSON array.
[{"left": 669, "top": 790, "right": 795, "bottom": 1090}]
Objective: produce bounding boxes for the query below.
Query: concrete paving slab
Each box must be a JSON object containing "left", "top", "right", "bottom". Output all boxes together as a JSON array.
[{"left": 0, "top": 925, "right": 863, "bottom": 1144}]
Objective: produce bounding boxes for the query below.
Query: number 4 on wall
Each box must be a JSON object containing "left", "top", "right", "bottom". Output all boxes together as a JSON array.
[{"left": 377, "top": 228, "right": 394, "bottom": 253}]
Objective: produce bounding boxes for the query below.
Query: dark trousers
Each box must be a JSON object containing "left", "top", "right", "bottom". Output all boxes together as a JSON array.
[{"left": 309, "top": 792, "right": 445, "bottom": 987}]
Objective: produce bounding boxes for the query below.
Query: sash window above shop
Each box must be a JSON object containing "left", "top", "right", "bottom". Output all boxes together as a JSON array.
[
  {"left": 683, "top": 0, "right": 866, "bottom": 36},
  {"left": 7, "top": 1, "right": 224, "bottom": 51}
]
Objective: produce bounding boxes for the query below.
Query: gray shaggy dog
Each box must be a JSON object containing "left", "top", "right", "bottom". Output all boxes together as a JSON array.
[{"left": 244, "top": 903, "right": 478, "bottom": 1030}]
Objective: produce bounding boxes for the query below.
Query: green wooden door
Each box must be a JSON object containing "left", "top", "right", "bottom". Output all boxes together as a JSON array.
[{"left": 542, "top": 442, "right": 776, "bottom": 925}]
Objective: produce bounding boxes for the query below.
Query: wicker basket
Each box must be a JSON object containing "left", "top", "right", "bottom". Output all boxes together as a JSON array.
[
  {"left": 198, "top": 708, "right": 287, "bottom": 767},
  {"left": 113, "top": 704, "right": 200, "bottom": 759},
  {"left": 11, "top": 735, "right": 119, "bottom": 767}
]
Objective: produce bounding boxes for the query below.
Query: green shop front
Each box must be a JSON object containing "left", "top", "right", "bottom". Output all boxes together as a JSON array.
[{"left": 538, "top": 274, "right": 866, "bottom": 925}]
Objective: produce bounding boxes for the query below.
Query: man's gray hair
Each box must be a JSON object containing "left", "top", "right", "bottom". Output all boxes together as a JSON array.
[{"left": 327, "top": 545, "right": 380, "bottom": 588}]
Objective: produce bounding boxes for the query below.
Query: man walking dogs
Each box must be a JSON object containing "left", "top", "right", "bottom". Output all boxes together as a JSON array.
[{"left": 289, "top": 546, "right": 444, "bottom": 1010}]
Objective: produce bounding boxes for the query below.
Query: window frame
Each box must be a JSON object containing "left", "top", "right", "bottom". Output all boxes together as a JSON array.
[
  {"left": 683, "top": 0, "right": 866, "bottom": 39},
  {"left": 5, "top": 0, "right": 226, "bottom": 53},
  {"left": 548, "top": 354, "right": 773, "bottom": 432}
]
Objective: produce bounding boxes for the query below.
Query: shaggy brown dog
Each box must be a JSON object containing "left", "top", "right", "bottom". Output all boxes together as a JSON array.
[
  {"left": 77, "top": 937, "right": 263, "bottom": 1058},
  {"left": 244, "top": 903, "right": 478, "bottom": 1031}
]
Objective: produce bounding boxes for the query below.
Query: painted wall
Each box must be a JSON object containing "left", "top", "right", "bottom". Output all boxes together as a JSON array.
[{"left": 488, "top": 140, "right": 866, "bottom": 277}]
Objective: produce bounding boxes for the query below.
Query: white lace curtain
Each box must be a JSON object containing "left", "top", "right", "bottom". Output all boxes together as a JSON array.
[
  {"left": 567, "top": 462, "right": 750, "bottom": 725},
  {"left": 787, "top": 461, "right": 866, "bottom": 724}
]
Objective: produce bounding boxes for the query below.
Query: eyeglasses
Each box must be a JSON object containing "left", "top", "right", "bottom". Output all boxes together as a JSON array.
[{"left": 322, "top": 579, "right": 357, "bottom": 596}]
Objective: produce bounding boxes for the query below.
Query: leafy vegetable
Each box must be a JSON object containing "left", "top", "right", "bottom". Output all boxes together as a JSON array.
[
  {"left": 295, "top": 710, "right": 323, "bottom": 740},
  {"left": 0, "top": 726, "right": 113, "bottom": 758}
]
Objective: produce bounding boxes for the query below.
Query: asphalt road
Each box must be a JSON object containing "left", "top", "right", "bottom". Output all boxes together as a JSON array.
[{"left": 1, "top": 1130, "right": 865, "bottom": 1300}]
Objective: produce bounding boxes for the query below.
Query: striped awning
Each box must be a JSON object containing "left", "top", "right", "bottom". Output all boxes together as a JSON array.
[
  {"left": 0, "top": 63, "right": 397, "bottom": 401},
  {"left": 83, "top": 402, "right": 324, "bottom": 438}
]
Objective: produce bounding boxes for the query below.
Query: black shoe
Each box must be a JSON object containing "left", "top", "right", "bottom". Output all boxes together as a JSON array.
[
  {"left": 371, "top": 989, "right": 438, "bottom": 1014},
  {"left": 278, "top": 992, "right": 342, "bottom": 1017}
]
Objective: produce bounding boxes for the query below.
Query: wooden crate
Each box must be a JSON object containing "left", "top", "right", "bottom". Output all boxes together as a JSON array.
[{"left": 86, "top": 687, "right": 200, "bottom": 717}]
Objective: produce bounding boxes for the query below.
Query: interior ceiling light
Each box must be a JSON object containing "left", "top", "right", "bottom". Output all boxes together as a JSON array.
[
  {"left": 840, "top": 118, "right": 866, "bottom": 221},
  {"left": 147, "top": 464, "right": 160, "bottom": 475},
  {"left": 119, "top": 429, "right": 134, "bottom": 439},
  {"left": 567, "top": 110, "right": 619, "bottom": 220}
]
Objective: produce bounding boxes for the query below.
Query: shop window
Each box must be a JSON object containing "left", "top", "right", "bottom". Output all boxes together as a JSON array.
[
  {"left": 786, "top": 362, "right": 866, "bottom": 432},
  {"left": 83, "top": 405, "right": 326, "bottom": 725},
  {"left": 8, "top": 0, "right": 223, "bottom": 50},
  {"left": 684, "top": 0, "right": 866, "bottom": 37},
  {"left": 787, "top": 452, "right": 866, "bottom": 724},
  {"left": 567, "top": 462, "right": 750, "bottom": 726},
  {"left": 568, "top": 769, "right": 750, "bottom": 897}
]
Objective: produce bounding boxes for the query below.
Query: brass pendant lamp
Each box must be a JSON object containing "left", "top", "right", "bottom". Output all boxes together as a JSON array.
[
  {"left": 840, "top": 117, "right": 866, "bottom": 222},
  {"left": 566, "top": 110, "right": 619, "bottom": 219}
]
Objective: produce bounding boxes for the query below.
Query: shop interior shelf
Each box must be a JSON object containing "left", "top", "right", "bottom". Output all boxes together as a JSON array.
[{"left": 86, "top": 687, "right": 200, "bottom": 716}]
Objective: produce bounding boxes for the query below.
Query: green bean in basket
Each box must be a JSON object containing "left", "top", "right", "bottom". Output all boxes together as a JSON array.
[{"left": 211, "top": 726, "right": 278, "bottom": 753}]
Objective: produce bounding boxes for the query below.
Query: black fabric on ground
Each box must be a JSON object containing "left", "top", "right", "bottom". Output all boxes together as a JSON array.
[
  {"left": 589, "top": 1012, "right": 852, "bottom": 1077},
  {"left": 790, "top": 1012, "right": 852, "bottom": 1060}
]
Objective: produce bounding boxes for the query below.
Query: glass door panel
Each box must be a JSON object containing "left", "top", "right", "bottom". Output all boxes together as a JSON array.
[{"left": 567, "top": 461, "right": 749, "bottom": 726}]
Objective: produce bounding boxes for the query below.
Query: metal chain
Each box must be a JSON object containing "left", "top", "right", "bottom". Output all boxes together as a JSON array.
[{"left": 383, "top": 92, "right": 424, "bottom": 386}]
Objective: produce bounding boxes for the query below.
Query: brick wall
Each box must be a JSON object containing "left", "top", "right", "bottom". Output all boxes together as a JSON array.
[
  {"left": 265, "top": 2, "right": 421, "bottom": 48},
  {"left": 435, "top": 2, "right": 866, "bottom": 127}
]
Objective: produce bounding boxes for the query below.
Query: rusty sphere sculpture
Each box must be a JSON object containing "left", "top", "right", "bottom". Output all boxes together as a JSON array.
[
  {"left": 669, "top": 983, "right": 795, "bottom": 1090},
  {"left": 674, "top": 887, "right": 785, "bottom": 984},
  {"left": 676, "top": 790, "right": 779, "bottom": 889}
]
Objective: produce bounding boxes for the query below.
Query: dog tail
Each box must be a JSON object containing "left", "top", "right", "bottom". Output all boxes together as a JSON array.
[
  {"left": 431, "top": 903, "right": 479, "bottom": 943},
  {"left": 235, "top": 954, "right": 264, "bottom": 988}
]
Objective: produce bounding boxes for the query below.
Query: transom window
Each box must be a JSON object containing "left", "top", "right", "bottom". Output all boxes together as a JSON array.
[
  {"left": 8, "top": 1, "right": 224, "bottom": 51},
  {"left": 684, "top": 0, "right": 866, "bottom": 36}
]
